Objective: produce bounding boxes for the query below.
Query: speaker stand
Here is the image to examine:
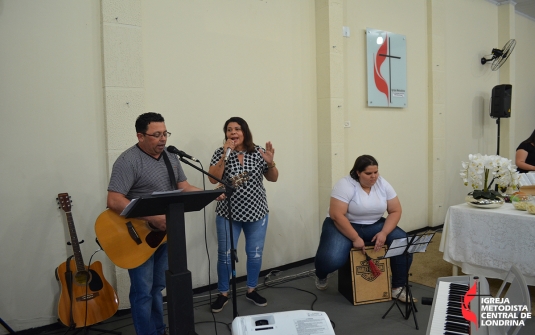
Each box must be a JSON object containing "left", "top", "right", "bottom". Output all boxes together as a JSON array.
[{"left": 496, "top": 117, "right": 501, "bottom": 156}]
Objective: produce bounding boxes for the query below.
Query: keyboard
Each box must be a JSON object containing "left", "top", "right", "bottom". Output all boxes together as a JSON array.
[{"left": 426, "top": 275, "right": 499, "bottom": 335}]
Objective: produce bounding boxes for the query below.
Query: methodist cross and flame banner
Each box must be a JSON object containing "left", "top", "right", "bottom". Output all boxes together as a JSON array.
[{"left": 366, "top": 28, "right": 407, "bottom": 108}]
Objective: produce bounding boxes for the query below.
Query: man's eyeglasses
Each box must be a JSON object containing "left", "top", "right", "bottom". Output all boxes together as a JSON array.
[{"left": 142, "top": 131, "right": 171, "bottom": 139}]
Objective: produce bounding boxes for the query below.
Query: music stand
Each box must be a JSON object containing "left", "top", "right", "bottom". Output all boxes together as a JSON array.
[
  {"left": 176, "top": 157, "right": 240, "bottom": 319},
  {"left": 123, "top": 188, "right": 224, "bottom": 335},
  {"left": 381, "top": 231, "right": 435, "bottom": 330}
]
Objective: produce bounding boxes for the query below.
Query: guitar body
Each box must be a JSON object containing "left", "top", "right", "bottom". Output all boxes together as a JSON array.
[
  {"left": 56, "top": 260, "right": 119, "bottom": 327},
  {"left": 95, "top": 209, "right": 167, "bottom": 269}
]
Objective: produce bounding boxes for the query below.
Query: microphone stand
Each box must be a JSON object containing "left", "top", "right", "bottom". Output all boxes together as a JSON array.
[{"left": 176, "top": 156, "right": 239, "bottom": 319}]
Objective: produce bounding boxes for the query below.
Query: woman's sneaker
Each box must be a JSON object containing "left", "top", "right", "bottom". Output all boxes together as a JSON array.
[
  {"left": 245, "top": 290, "right": 267, "bottom": 306},
  {"left": 315, "top": 277, "right": 328, "bottom": 290},
  {"left": 392, "top": 287, "right": 418, "bottom": 303},
  {"left": 211, "top": 294, "right": 229, "bottom": 313}
]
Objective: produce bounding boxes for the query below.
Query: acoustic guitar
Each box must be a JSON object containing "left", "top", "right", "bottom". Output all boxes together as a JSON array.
[
  {"left": 55, "top": 193, "right": 119, "bottom": 328},
  {"left": 94, "top": 209, "right": 167, "bottom": 269},
  {"left": 94, "top": 172, "right": 250, "bottom": 269}
]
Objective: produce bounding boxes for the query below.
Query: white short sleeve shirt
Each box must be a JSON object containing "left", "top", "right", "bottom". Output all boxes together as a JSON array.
[{"left": 328, "top": 175, "right": 397, "bottom": 225}]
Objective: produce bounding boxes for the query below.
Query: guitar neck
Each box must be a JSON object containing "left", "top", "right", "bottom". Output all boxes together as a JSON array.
[{"left": 64, "top": 211, "right": 85, "bottom": 272}]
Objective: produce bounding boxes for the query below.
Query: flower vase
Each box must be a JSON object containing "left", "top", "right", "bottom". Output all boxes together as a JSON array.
[{"left": 465, "top": 194, "right": 504, "bottom": 209}]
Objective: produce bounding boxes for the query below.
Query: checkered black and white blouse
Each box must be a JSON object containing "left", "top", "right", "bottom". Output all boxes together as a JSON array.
[{"left": 210, "top": 146, "right": 269, "bottom": 222}]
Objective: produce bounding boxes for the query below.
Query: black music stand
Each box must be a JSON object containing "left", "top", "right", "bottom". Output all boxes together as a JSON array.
[
  {"left": 176, "top": 156, "right": 240, "bottom": 318},
  {"left": 381, "top": 231, "right": 435, "bottom": 330},
  {"left": 124, "top": 189, "right": 224, "bottom": 335}
]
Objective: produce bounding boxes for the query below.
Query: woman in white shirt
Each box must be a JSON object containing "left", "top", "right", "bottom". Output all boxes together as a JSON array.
[{"left": 314, "top": 155, "right": 414, "bottom": 302}]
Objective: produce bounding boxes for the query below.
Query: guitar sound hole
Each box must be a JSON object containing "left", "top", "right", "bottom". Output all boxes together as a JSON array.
[{"left": 74, "top": 270, "right": 91, "bottom": 286}]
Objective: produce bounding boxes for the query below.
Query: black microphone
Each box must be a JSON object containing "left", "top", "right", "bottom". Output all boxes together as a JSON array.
[
  {"left": 167, "top": 145, "right": 199, "bottom": 162},
  {"left": 224, "top": 147, "right": 232, "bottom": 161}
]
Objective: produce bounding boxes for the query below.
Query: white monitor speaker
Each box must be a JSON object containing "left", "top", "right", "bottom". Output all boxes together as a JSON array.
[{"left": 231, "top": 310, "right": 335, "bottom": 335}]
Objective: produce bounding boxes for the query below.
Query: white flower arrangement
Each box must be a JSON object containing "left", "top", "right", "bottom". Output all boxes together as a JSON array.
[{"left": 460, "top": 153, "right": 520, "bottom": 199}]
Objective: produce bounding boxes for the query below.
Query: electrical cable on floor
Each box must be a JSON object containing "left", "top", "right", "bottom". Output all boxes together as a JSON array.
[
  {"left": 262, "top": 269, "right": 336, "bottom": 330},
  {"left": 194, "top": 320, "right": 232, "bottom": 332}
]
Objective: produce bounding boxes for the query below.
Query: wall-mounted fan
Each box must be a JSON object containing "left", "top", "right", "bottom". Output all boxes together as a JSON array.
[{"left": 480, "top": 39, "right": 516, "bottom": 71}]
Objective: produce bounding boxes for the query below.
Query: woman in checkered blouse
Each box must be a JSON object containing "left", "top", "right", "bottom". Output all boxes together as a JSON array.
[{"left": 208, "top": 117, "right": 278, "bottom": 313}]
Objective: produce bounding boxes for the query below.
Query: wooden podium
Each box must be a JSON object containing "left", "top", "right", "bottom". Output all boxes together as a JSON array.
[{"left": 124, "top": 189, "right": 224, "bottom": 335}]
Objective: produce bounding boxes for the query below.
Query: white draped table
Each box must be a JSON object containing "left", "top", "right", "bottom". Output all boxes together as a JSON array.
[{"left": 439, "top": 203, "right": 535, "bottom": 286}]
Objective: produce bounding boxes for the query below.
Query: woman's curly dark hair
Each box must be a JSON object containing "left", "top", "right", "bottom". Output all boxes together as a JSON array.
[
  {"left": 223, "top": 117, "right": 256, "bottom": 153},
  {"left": 349, "top": 155, "right": 378, "bottom": 181}
]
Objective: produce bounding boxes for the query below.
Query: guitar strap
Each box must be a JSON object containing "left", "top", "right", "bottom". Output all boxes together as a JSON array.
[
  {"left": 64, "top": 255, "right": 76, "bottom": 328},
  {"left": 162, "top": 150, "right": 178, "bottom": 190}
]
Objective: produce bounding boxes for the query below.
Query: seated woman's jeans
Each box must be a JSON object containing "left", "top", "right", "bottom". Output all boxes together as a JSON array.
[{"left": 314, "top": 217, "right": 412, "bottom": 288}]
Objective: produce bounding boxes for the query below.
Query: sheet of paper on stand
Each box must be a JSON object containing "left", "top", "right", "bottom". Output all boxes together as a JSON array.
[
  {"left": 120, "top": 198, "right": 139, "bottom": 216},
  {"left": 408, "top": 234, "right": 433, "bottom": 253},
  {"left": 151, "top": 189, "right": 183, "bottom": 195}
]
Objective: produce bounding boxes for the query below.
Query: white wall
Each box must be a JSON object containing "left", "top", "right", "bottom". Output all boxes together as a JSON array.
[
  {"left": 140, "top": 0, "right": 319, "bottom": 289},
  {"left": 443, "top": 0, "right": 500, "bottom": 207},
  {"left": 0, "top": 0, "right": 107, "bottom": 331},
  {"left": 344, "top": 0, "right": 429, "bottom": 232},
  {"left": 513, "top": 13, "right": 535, "bottom": 146}
]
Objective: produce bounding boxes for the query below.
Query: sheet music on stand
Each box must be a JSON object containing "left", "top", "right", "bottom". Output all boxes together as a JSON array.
[
  {"left": 120, "top": 198, "right": 139, "bottom": 216},
  {"left": 120, "top": 189, "right": 185, "bottom": 216},
  {"left": 381, "top": 230, "right": 437, "bottom": 330},
  {"left": 384, "top": 231, "right": 435, "bottom": 258}
]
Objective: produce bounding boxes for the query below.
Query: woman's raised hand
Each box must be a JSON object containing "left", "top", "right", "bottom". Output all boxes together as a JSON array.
[{"left": 258, "top": 141, "right": 275, "bottom": 164}]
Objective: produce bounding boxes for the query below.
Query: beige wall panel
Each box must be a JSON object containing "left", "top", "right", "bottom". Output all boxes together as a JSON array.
[
  {"left": 318, "top": 186, "right": 332, "bottom": 225},
  {"left": 201, "top": 1, "right": 285, "bottom": 42},
  {"left": 316, "top": 52, "right": 331, "bottom": 99},
  {"left": 315, "top": 0, "right": 329, "bottom": 11},
  {"left": 513, "top": 15, "right": 535, "bottom": 146},
  {"left": 317, "top": 98, "right": 332, "bottom": 144},
  {"left": 316, "top": 6, "right": 330, "bottom": 55},
  {"left": 318, "top": 143, "right": 333, "bottom": 186},
  {"left": 431, "top": 34, "right": 445, "bottom": 69},
  {"left": 331, "top": 142, "right": 346, "bottom": 181},
  {"left": 103, "top": 25, "right": 144, "bottom": 88},
  {"left": 329, "top": 1, "right": 343, "bottom": 56},
  {"left": 432, "top": 103, "right": 446, "bottom": 139},
  {"left": 102, "top": 0, "right": 142, "bottom": 26},
  {"left": 430, "top": 0, "right": 446, "bottom": 28},
  {"left": 432, "top": 138, "right": 446, "bottom": 172},
  {"left": 105, "top": 89, "right": 145, "bottom": 150},
  {"left": 431, "top": 171, "right": 446, "bottom": 226},
  {"left": 330, "top": 53, "right": 344, "bottom": 98},
  {"left": 432, "top": 70, "right": 445, "bottom": 104},
  {"left": 331, "top": 98, "right": 345, "bottom": 144}
]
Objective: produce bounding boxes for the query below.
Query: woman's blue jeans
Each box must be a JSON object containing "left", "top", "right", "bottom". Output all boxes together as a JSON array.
[
  {"left": 128, "top": 243, "right": 168, "bottom": 335},
  {"left": 314, "top": 217, "right": 412, "bottom": 288},
  {"left": 216, "top": 214, "right": 268, "bottom": 293}
]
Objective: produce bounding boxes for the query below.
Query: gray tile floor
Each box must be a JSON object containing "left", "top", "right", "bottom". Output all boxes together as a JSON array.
[{"left": 35, "top": 262, "right": 535, "bottom": 335}]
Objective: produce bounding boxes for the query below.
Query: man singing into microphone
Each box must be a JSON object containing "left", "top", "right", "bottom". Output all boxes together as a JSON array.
[{"left": 106, "top": 112, "right": 201, "bottom": 335}]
